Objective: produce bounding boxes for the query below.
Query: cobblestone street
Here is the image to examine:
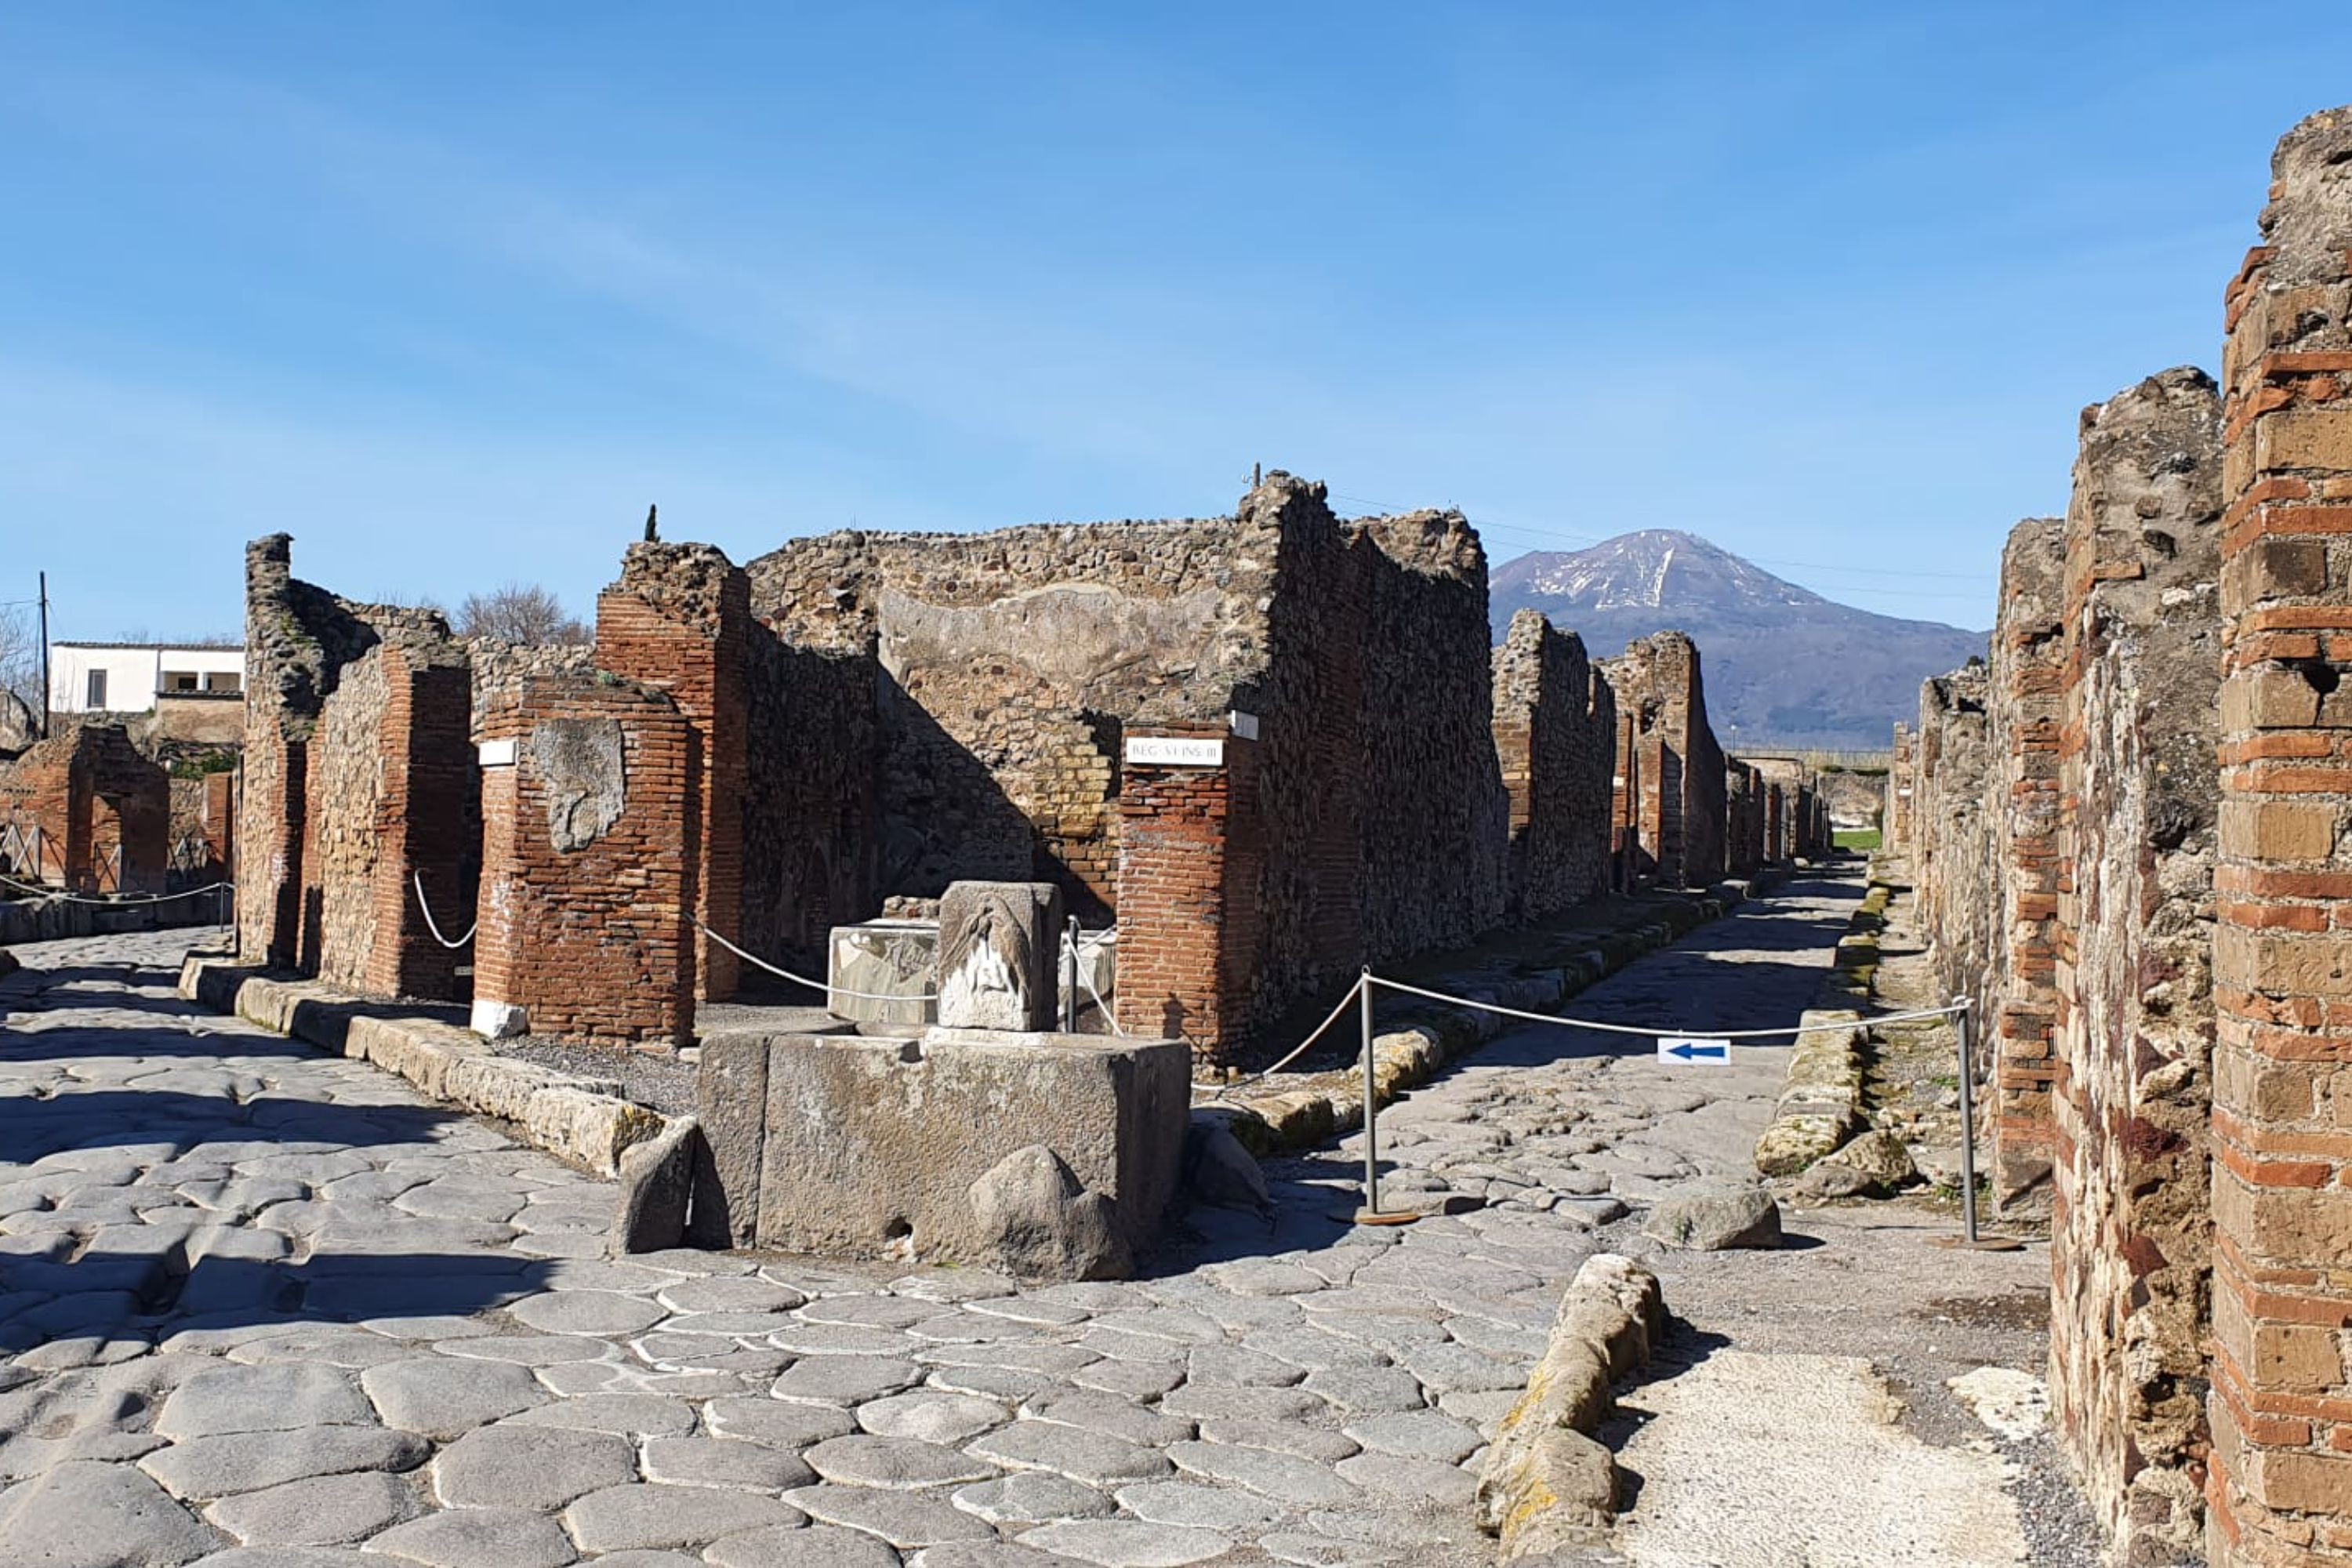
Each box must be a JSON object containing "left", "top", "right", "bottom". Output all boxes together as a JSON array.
[{"left": 0, "top": 877, "right": 2052, "bottom": 1568}]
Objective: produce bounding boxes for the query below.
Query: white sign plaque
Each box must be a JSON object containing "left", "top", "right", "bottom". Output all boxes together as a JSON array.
[
  {"left": 1657, "top": 1036, "right": 1731, "bottom": 1066},
  {"left": 1125, "top": 737, "right": 1225, "bottom": 768},
  {"left": 477, "top": 739, "right": 519, "bottom": 768}
]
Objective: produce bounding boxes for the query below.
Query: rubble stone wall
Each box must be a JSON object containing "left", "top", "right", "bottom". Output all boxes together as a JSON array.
[
  {"left": 741, "top": 635, "right": 884, "bottom": 970},
  {"left": 1991, "top": 517, "right": 2069, "bottom": 1208},
  {"left": 1911, "top": 666, "right": 1999, "bottom": 1013},
  {"left": 2205, "top": 105, "right": 2352, "bottom": 1568},
  {"left": 2049, "top": 368, "right": 2224, "bottom": 1563},
  {"left": 1602, "top": 632, "right": 1726, "bottom": 888},
  {"left": 1490, "top": 612, "right": 1617, "bottom": 920}
]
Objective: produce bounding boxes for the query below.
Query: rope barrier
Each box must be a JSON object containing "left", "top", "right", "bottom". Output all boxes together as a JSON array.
[
  {"left": 1064, "top": 931, "right": 1126, "bottom": 1035},
  {"left": 1365, "top": 974, "right": 1969, "bottom": 1040},
  {"left": 689, "top": 915, "right": 941, "bottom": 1004},
  {"left": 409, "top": 873, "right": 477, "bottom": 949},
  {"left": 0, "top": 873, "right": 234, "bottom": 909},
  {"left": 1208, "top": 975, "right": 1368, "bottom": 1099}
]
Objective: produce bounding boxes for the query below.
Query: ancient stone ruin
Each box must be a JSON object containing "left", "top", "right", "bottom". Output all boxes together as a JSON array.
[
  {"left": 1889, "top": 105, "right": 2352, "bottom": 1568},
  {"left": 0, "top": 722, "right": 171, "bottom": 895}
]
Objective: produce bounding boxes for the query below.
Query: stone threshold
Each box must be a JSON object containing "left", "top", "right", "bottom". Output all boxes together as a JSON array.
[
  {"left": 1202, "top": 872, "right": 1788, "bottom": 1156},
  {"left": 177, "top": 953, "right": 669, "bottom": 1178}
]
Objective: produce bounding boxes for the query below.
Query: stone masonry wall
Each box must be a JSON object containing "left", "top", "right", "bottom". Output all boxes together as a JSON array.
[
  {"left": 2051, "top": 367, "right": 2224, "bottom": 1563},
  {"left": 1887, "top": 722, "right": 1916, "bottom": 852},
  {"left": 471, "top": 673, "right": 699, "bottom": 1048},
  {"left": 2206, "top": 105, "right": 2352, "bottom": 1568},
  {"left": 1490, "top": 611, "right": 1619, "bottom": 920},
  {"left": 1911, "top": 666, "right": 1999, "bottom": 1015},
  {"left": 1602, "top": 632, "right": 1726, "bottom": 889},
  {"left": 1991, "top": 517, "right": 2069, "bottom": 1210},
  {"left": 0, "top": 724, "right": 169, "bottom": 895},
  {"left": 1725, "top": 760, "right": 1764, "bottom": 880},
  {"left": 741, "top": 633, "right": 883, "bottom": 971}
]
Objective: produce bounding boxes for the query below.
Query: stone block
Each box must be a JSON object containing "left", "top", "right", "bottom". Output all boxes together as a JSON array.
[
  {"left": 2223, "top": 538, "right": 2329, "bottom": 614},
  {"left": 938, "top": 880, "right": 1063, "bottom": 1032},
  {"left": 829, "top": 919, "right": 938, "bottom": 1027},
  {"left": 613, "top": 1116, "right": 702, "bottom": 1255},
  {"left": 691, "top": 1031, "right": 771, "bottom": 1248},
  {"left": 752, "top": 1026, "right": 1189, "bottom": 1279},
  {"left": 967, "top": 1144, "right": 1130, "bottom": 1280},
  {"left": 2220, "top": 799, "right": 2339, "bottom": 862},
  {"left": 2255, "top": 405, "right": 2352, "bottom": 474}
]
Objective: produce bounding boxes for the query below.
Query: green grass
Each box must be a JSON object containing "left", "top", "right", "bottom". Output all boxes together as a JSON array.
[{"left": 1835, "top": 829, "right": 1882, "bottom": 852}]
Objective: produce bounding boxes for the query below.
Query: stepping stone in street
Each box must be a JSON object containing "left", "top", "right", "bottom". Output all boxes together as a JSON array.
[{"left": 430, "top": 1423, "right": 639, "bottom": 1509}]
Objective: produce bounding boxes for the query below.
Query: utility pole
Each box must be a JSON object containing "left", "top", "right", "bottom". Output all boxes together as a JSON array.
[{"left": 36, "top": 572, "right": 49, "bottom": 739}]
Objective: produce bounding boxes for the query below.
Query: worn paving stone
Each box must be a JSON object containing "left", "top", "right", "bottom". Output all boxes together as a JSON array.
[
  {"left": 704, "top": 1523, "right": 889, "bottom": 1568},
  {"left": 967, "top": 1420, "right": 1174, "bottom": 1486},
  {"left": 857, "top": 1390, "right": 1012, "bottom": 1445},
  {"left": 360, "top": 1507, "right": 578, "bottom": 1568},
  {"left": 202, "top": 1471, "right": 419, "bottom": 1546},
  {"left": 703, "top": 1395, "right": 858, "bottom": 1448},
  {"left": 506, "top": 1290, "right": 666, "bottom": 1338},
  {"left": 641, "top": 1435, "right": 814, "bottom": 1490},
  {"left": 503, "top": 1392, "right": 696, "bottom": 1436},
  {"left": 154, "top": 1363, "right": 374, "bottom": 1439},
  {"left": 1113, "top": 1480, "right": 1286, "bottom": 1530},
  {"left": 563, "top": 1483, "right": 808, "bottom": 1552},
  {"left": 771, "top": 1355, "right": 924, "bottom": 1405},
  {"left": 1016, "top": 1520, "right": 1233, "bottom": 1567},
  {"left": 1165, "top": 1440, "right": 1357, "bottom": 1508},
  {"left": 361, "top": 1358, "right": 544, "bottom": 1438},
  {"left": 1339, "top": 1409, "right": 1484, "bottom": 1464},
  {"left": 1022, "top": 1392, "right": 1195, "bottom": 1448},
  {"left": 804, "top": 1434, "right": 1000, "bottom": 1489},
  {"left": 430, "top": 1424, "right": 638, "bottom": 1509},
  {"left": 952, "top": 1472, "right": 1116, "bottom": 1526},
  {"left": 1330, "top": 1451, "right": 1477, "bottom": 1505},
  {"left": 0, "top": 1458, "right": 227, "bottom": 1566},
  {"left": 786, "top": 1483, "right": 997, "bottom": 1548},
  {"left": 1195, "top": 1419, "right": 1360, "bottom": 1464},
  {"left": 140, "top": 1425, "right": 430, "bottom": 1501}
]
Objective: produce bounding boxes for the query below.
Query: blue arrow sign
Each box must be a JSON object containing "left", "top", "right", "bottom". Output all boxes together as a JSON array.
[{"left": 1657, "top": 1036, "right": 1731, "bottom": 1065}]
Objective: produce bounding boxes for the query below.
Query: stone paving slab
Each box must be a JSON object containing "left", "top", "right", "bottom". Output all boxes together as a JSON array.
[{"left": 0, "top": 887, "right": 1860, "bottom": 1566}]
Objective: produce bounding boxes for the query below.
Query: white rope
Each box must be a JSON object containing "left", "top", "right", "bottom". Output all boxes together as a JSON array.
[
  {"left": 1366, "top": 974, "right": 1969, "bottom": 1040},
  {"left": 1064, "top": 931, "right": 1127, "bottom": 1035},
  {"left": 0, "top": 872, "right": 233, "bottom": 909},
  {"left": 1209, "top": 975, "right": 1367, "bottom": 1099},
  {"left": 409, "top": 872, "right": 477, "bottom": 949},
  {"left": 691, "top": 914, "right": 940, "bottom": 1004}
]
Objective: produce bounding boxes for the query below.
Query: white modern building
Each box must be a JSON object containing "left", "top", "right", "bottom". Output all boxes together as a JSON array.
[{"left": 48, "top": 643, "right": 245, "bottom": 716}]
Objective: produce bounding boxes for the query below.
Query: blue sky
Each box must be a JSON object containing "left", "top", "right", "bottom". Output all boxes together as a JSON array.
[{"left": 2, "top": 2, "right": 2345, "bottom": 640}]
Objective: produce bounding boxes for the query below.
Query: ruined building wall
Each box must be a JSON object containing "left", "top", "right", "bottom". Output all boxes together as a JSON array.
[
  {"left": 2049, "top": 368, "right": 2223, "bottom": 1563},
  {"left": 1886, "top": 723, "right": 1915, "bottom": 851},
  {"left": 1490, "top": 610, "right": 1619, "bottom": 920},
  {"left": 2205, "top": 105, "right": 2352, "bottom": 1568},
  {"left": 1911, "top": 666, "right": 1999, "bottom": 1014},
  {"left": 1724, "top": 761, "right": 1763, "bottom": 880},
  {"left": 0, "top": 724, "right": 169, "bottom": 895},
  {"left": 1990, "top": 517, "right": 2068, "bottom": 1209},
  {"left": 741, "top": 634, "right": 882, "bottom": 969},
  {"left": 1602, "top": 632, "right": 1726, "bottom": 888}
]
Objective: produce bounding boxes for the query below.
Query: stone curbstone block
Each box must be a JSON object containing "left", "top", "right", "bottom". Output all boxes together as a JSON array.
[
  {"left": 1749, "top": 878, "right": 1893, "bottom": 1177},
  {"left": 1476, "top": 1253, "right": 1665, "bottom": 1558}
]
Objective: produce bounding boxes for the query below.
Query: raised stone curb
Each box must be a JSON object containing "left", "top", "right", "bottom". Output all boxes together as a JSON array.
[
  {"left": 1, "top": 893, "right": 224, "bottom": 947},
  {"left": 1207, "top": 879, "right": 1773, "bottom": 1157},
  {"left": 178, "top": 953, "right": 668, "bottom": 1175},
  {"left": 1475, "top": 1252, "right": 1665, "bottom": 1557},
  {"left": 1751, "top": 874, "right": 1889, "bottom": 1176}
]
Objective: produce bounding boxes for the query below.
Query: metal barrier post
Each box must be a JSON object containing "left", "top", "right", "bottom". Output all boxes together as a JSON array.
[
  {"left": 1360, "top": 969, "right": 1379, "bottom": 1216},
  {"left": 1062, "top": 917, "right": 1079, "bottom": 1032},
  {"left": 1955, "top": 996, "right": 1979, "bottom": 1245}
]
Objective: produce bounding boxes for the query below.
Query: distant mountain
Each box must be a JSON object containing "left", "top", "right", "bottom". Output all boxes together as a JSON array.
[{"left": 1490, "top": 530, "right": 1987, "bottom": 751}]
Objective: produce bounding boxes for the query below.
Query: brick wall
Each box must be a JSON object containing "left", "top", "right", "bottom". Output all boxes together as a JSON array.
[
  {"left": 2049, "top": 367, "right": 2224, "bottom": 1562},
  {"left": 1113, "top": 728, "right": 1265, "bottom": 1052},
  {"left": 596, "top": 543, "right": 750, "bottom": 1001},
  {"left": 472, "top": 673, "right": 698, "bottom": 1048},
  {"left": 2206, "top": 104, "right": 2352, "bottom": 1568},
  {"left": 1724, "top": 761, "right": 1764, "bottom": 879},
  {"left": 0, "top": 723, "right": 168, "bottom": 895},
  {"left": 1601, "top": 632, "right": 1726, "bottom": 888},
  {"left": 1490, "top": 610, "right": 1620, "bottom": 919},
  {"left": 1991, "top": 517, "right": 2069, "bottom": 1210}
]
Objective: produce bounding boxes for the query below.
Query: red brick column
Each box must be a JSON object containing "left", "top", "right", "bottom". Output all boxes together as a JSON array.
[
  {"left": 2207, "top": 106, "right": 2352, "bottom": 1568},
  {"left": 597, "top": 543, "right": 750, "bottom": 1002},
  {"left": 1992, "top": 517, "right": 2067, "bottom": 1209},
  {"left": 1115, "top": 728, "right": 1264, "bottom": 1064},
  {"left": 470, "top": 675, "right": 699, "bottom": 1049},
  {"left": 365, "top": 648, "right": 474, "bottom": 1000}
]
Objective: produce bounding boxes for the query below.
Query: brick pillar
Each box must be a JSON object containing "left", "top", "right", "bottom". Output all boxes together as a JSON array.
[
  {"left": 2207, "top": 105, "right": 2352, "bottom": 1568},
  {"left": 597, "top": 543, "right": 750, "bottom": 1003},
  {"left": 1887, "top": 722, "right": 1915, "bottom": 852},
  {"left": 363, "top": 647, "right": 475, "bottom": 1000},
  {"left": 470, "top": 675, "right": 699, "bottom": 1049},
  {"left": 1991, "top": 517, "right": 2067, "bottom": 1210},
  {"left": 1115, "top": 727, "right": 1263, "bottom": 1064},
  {"left": 201, "top": 769, "right": 235, "bottom": 880}
]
